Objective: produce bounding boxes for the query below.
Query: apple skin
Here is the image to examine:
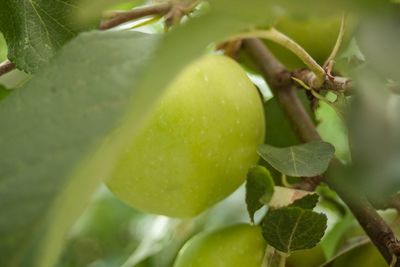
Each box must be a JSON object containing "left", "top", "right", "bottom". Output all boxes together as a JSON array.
[
  {"left": 107, "top": 55, "right": 265, "bottom": 217},
  {"left": 173, "top": 224, "right": 266, "bottom": 267},
  {"left": 287, "top": 245, "right": 326, "bottom": 267},
  {"left": 331, "top": 243, "right": 387, "bottom": 267}
]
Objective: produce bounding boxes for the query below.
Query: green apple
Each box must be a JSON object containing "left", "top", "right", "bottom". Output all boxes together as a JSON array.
[
  {"left": 107, "top": 55, "right": 265, "bottom": 217},
  {"left": 287, "top": 245, "right": 326, "bottom": 267},
  {"left": 173, "top": 224, "right": 266, "bottom": 267},
  {"left": 331, "top": 243, "right": 387, "bottom": 267}
]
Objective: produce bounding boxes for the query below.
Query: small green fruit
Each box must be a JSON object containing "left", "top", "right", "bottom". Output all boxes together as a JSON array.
[
  {"left": 287, "top": 245, "right": 326, "bottom": 267},
  {"left": 331, "top": 243, "right": 386, "bottom": 267},
  {"left": 173, "top": 224, "right": 266, "bottom": 267},
  {"left": 107, "top": 55, "right": 265, "bottom": 217}
]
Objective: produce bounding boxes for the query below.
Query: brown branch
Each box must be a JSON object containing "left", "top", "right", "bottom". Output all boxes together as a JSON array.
[
  {"left": 243, "top": 38, "right": 400, "bottom": 266},
  {"left": 99, "top": 2, "right": 172, "bottom": 30},
  {"left": 0, "top": 60, "right": 15, "bottom": 77},
  {"left": 242, "top": 39, "right": 321, "bottom": 143}
]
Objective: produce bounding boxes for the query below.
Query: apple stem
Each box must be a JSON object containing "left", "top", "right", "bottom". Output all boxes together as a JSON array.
[
  {"left": 228, "top": 28, "right": 326, "bottom": 88},
  {"left": 324, "top": 13, "right": 347, "bottom": 68},
  {"left": 279, "top": 253, "right": 287, "bottom": 267},
  {"left": 391, "top": 254, "right": 398, "bottom": 267}
]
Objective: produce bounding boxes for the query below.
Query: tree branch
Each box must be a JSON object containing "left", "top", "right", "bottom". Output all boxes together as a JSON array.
[
  {"left": 243, "top": 38, "right": 400, "bottom": 266},
  {"left": 241, "top": 39, "right": 321, "bottom": 142},
  {"left": 99, "top": 2, "right": 172, "bottom": 30},
  {"left": 0, "top": 60, "right": 15, "bottom": 77}
]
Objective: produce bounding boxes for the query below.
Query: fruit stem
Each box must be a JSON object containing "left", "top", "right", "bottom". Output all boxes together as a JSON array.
[
  {"left": 229, "top": 28, "right": 326, "bottom": 88},
  {"left": 279, "top": 253, "right": 287, "bottom": 267},
  {"left": 391, "top": 254, "right": 398, "bottom": 267},
  {"left": 324, "top": 14, "right": 347, "bottom": 68}
]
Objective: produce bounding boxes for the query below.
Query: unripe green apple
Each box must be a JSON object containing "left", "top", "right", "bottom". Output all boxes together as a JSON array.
[
  {"left": 287, "top": 245, "right": 326, "bottom": 267},
  {"left": 173, "top": 224, "right": 266, "bottom": 267},
  {"left": 107, "top": 55, "right": 265, "bottom": 217},
  {"left": 331, "top": 243, "right": 386, "bottom": 267}
]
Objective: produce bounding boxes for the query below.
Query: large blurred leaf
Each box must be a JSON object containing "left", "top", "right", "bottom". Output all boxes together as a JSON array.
[
  {"left": 348, "top": 69, "right": 400, "bottom": 200},
  {"left": 346, "top": 16, "right": 400, "bottom": 201},
  {"left": 0, "top": 0, "right": 87, "bottom": 72},
  {"left": 0, "top": 31, "right": 161, "bottom": 267},
  {"left": 210, "top": 0, "right": 389, "bottom": 21},
  {"left": 58, "top": 189, "right": 146, "bottom": 267},
  {"left": 0, "top": 1, "right": 288, "bottom": 266},
  {"left": 358, "top": 16, "right": 400, "bottom": 80},
  {"left": 74, "top": 0, "right": 147, "bottom": 26}
]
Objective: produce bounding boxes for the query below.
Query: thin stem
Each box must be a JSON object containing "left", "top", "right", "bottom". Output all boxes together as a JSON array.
[
  {"left": 99, "top": 2, "right": 172, "bottom": 30},
  {"left": 243, "top": 38, "right": 400, "bottom": 266},
  {"left": 0, "top": 60, "right": 15, "bottom": 77},
  {"left": 281, "top": 174, "right": 291, "bottom": 187},
  {"left": 279, "top": 253, "right": 287, "bottom": 267},
  {"left": 324, "top": 14, "right": 347, "bottom": 67},
  {"left": 390, "top": 254, "right": 397, "bottom": 267},
  {"left": 230, "top": 28, "right": 326, "bottom": 87}
]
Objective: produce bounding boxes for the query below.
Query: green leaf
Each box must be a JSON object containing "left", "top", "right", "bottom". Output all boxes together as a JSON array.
[
  {"left": 0, "top": 31, "right": 161, "bottom": 267},
  {"left": 258, "top": 141, "right": 335, "bottom": 177},
  {"left": 289, "top": 194, "right": 319, "bottom": 210},
  {"left": 0, "top": 0, "right": 87, "bottom": 73},
  {"left": 262, "top": 207, "right": 327, "bottom": 253},
  {"left": 0, "top": 84, "right": 10, "bottom": 101},
  {"left": 258, "top": 93, "right": 314, "bottom": 182},
  {"left": 245, "top": 166, "right": 275, "bottom": 222}
]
